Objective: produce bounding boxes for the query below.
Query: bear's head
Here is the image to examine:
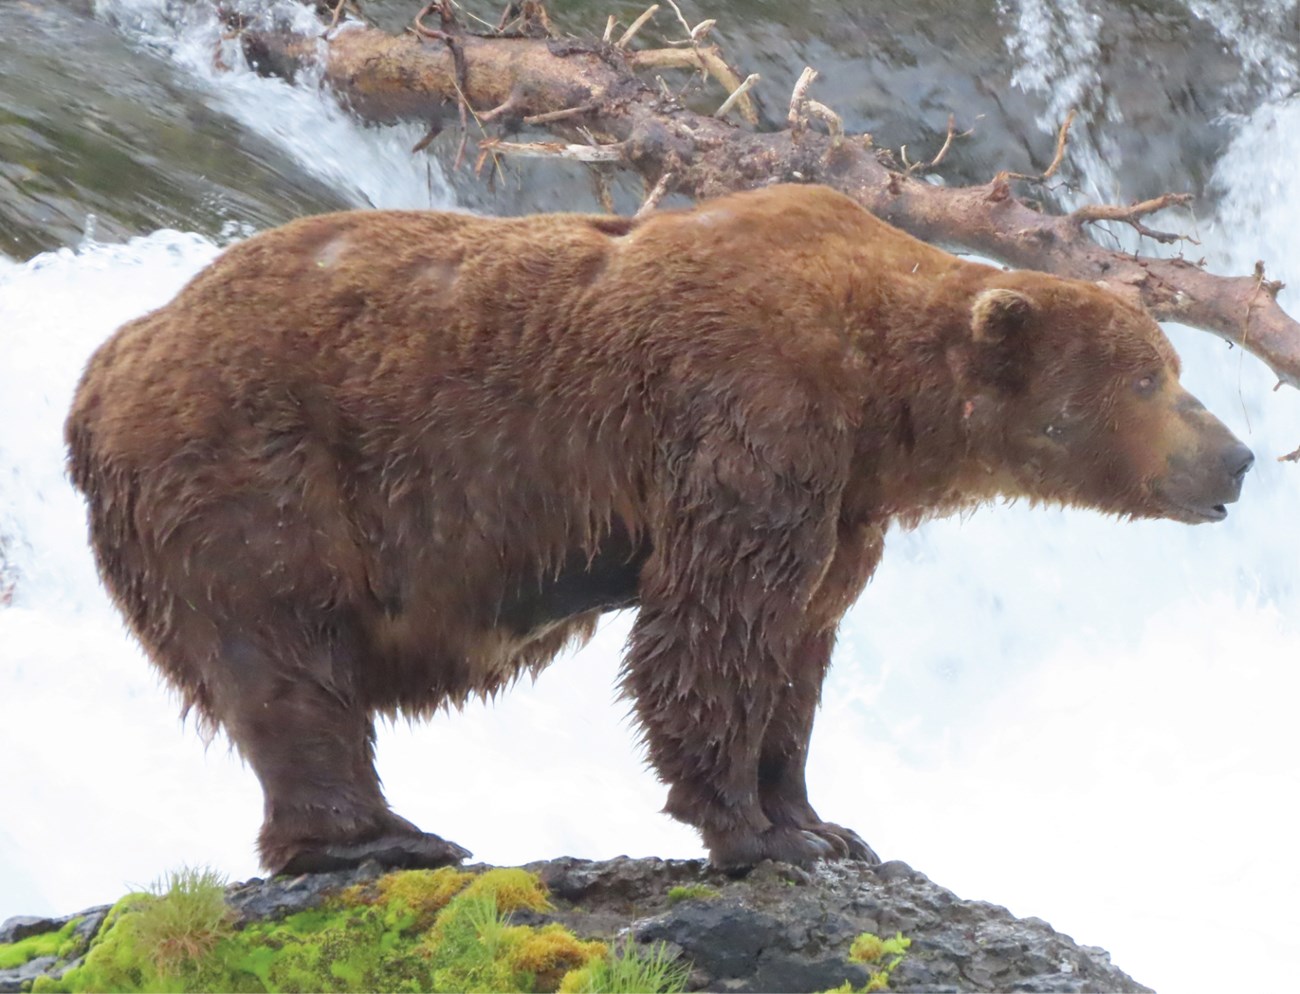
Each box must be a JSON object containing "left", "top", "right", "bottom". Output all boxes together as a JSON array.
[{"left": 956, "top": 274, "right": 1253, "bottom": 523}]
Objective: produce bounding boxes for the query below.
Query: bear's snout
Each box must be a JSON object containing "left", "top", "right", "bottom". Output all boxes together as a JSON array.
[
  {"left": 1155, "top": 393, "right": 1253, "bottom": 523},
  {"left": 1205, "top": 437, "right": 1256, "bottom": 517}
]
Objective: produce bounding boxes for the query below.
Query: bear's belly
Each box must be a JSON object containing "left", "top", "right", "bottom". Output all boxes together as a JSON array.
[{"left": 495, "top": 528, "right": 650, "bottom": 638}]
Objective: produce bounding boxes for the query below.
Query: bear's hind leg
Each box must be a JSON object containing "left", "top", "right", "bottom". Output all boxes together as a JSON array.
[{"left": 210, "top": 632, "right": 470, "bottom": 875}]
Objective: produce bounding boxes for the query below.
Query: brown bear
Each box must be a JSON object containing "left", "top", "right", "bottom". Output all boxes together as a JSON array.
[{"left": 66, "top": 184, "right": 1252, "bottom": 874}]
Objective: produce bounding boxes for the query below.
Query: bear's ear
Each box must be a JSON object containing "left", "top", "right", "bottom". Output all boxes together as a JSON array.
[{"left": 970, "top": 288, "right": 1036, "bottom": 343}]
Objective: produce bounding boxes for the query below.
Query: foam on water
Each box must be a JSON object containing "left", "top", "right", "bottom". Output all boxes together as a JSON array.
[{"left": 1, "top": 3, "right": 1299, "bottom": 993}]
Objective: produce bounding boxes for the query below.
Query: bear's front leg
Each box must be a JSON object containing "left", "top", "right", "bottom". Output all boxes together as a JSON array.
[
  {"left": 626, "top": 600, "right": 842, "bottom": 868},
  {"left": 622, "top": 428, "right": 850, "bottom": 868},
  {"left": 756, "top": 521, "right": 886, "bottom": 863},
  {"left": 757, "top": 628, "right": 879, "bottom": 864}
]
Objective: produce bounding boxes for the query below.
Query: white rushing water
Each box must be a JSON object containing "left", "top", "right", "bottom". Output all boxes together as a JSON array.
[
  {"left": 95, "top": 0, "right": 452, "bottom": 211},
  {"left": 1, "top": 3, "right": 1299, "bottom": 993}
]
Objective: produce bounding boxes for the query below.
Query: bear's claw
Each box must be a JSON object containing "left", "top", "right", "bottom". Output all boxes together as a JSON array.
[
  {"left": 709, "top": 825, "right": 847, "bottom": 870},
  {"left": 275, "top": 831, "right": 472, "bottom": 876},
  {"left": 810, "top": 822, "right": 881, "bottom": 864}
]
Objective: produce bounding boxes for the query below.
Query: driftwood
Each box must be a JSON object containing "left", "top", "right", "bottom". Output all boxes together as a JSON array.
[{"left": 239, "top": 1, "right": 1300, "bottom": 439}]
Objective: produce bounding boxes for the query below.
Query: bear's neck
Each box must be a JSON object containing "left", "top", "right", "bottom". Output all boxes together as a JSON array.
[{"left": 842, "top": 286, "right": 1010, "bottom": 527}]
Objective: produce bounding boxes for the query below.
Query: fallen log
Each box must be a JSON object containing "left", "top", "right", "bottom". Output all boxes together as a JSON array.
[{"left": 238, "top": 1, "right": 1300, "bottom": 432}]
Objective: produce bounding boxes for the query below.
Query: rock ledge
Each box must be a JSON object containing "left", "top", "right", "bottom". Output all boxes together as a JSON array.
[{"left": 1, "top": 856, "right": 1150, "bottom": 993}]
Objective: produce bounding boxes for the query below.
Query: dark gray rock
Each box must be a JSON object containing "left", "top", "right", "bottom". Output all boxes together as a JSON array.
[
  {"left": 0, "top": 919, "right": 51, "bottom": 946},
  {"left": 0, "top": 906, "right": 109, "bottom": 950},
  {"left": 68, "top": 910, "right": 109, "bottom": 949},
  {"left": 225, "top": 861, "right": 384, "bottom": 924},
  {"left": 532, "top": 857, "right": 1151, "bottom": 993},
  {"left": 636, "top": 900, "right": 785, "bottom": 979}
]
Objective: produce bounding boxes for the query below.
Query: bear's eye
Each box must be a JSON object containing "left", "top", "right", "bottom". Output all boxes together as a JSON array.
[{"left": 1135, "top": 373, "right": 1158, "bottom": 395}]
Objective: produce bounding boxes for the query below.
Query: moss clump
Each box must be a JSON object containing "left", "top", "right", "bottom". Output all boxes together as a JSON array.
[
  {"left": 225, "top": 903, "right": 427, "bottom": 993},
  {"left": 509, "top": 926, "right": 607, "bottom": 992},
  {"left": 460, "top": 868, "right": 551, "bottom": 913},
  {"left": 0, "top": 918, "right": 83, "bottom": 970},
  {"left": 424, "top": 891, "right": 527, "bottom": 992},
  {"left": 419, "top": 875, "right": 601, "bottom": 993},
  {"left": 665, "top": 884, "right": 719, "bottom": 906},
  {"left": 32, "top": 865, "right": 629, "bottom": 994},
  {"left": 33, "top": 895, "right": 153, "bottom": 994},
  {"left": 826, "top": 932, "right": 912, "bottom": 992},
  {"left": 342, "top": 866, "right": 474, "bottom": 933}
]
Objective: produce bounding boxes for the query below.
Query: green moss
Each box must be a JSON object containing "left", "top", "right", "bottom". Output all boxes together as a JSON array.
[
  {"left": 32, "top": 868, "right": 233, "bottom": 992},
  {"left": 425, "top": 891, "right": 526, "bottom": 992},
  {"left": 417, "top": 876, "right": 601, "bottom": 992},
  {"left": 36, "top": 897, "right": 155, "bottom": 994},
  {"left": 0, "top": 918, "right": 82, "bottom": 970},
  {"left": 827, "top": 931, "right": 912, "bottom": 992},
  {"left": 460, "top": 868, "right": 551, "bottom": 913},
  {"left": 665, "top": 884, "right": 719, "bottom": 906},
  {"left": 31, "top": 865, "right": 625, "bottom": 994},
  {"left": 508, "top": 926, "right": 607, "bottom": 992},
  {"left": 341, "top": 866, "right": 473, "bottom": 934}
]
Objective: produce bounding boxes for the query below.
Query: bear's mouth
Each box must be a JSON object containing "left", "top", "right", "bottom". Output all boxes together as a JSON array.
[
  {"left": 1167, "top": 499, "right": 1229, "bottom": 524},
  {"left": 1152, "top": 475, "right": 1239, "bottom": 525},
  {"left": 1192, "top": 502, "right": 1228, "bottom": 523}
]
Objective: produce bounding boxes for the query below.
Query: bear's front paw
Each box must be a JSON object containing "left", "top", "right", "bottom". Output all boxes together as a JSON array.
[
  {"left": 706, "top": 825, "right": 844, "bottom": 870},
  {"left": 807, "top": 822, "right": 880, "bottom": 864}
]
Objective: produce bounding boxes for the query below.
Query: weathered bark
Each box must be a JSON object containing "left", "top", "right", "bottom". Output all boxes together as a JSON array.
[{"left": 239, "top": 6, "right": 1300, "bottom": 404}]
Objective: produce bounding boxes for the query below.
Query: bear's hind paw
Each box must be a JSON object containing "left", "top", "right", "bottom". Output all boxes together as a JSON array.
[
  {"left": 275, "top": 831, "right": 472, "bottom": 876},
  {"left": 707, "top": 825, "right": 844, "bottom": 871}
]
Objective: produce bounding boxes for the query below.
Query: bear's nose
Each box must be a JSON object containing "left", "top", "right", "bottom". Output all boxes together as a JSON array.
[{"left": 1225, "top": 443, "right": 1255, "bottom": 483}]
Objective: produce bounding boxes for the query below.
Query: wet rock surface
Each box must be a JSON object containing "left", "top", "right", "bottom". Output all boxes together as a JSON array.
[{"left": 1, "top": 856, "right": 1150, "bottom": 993}]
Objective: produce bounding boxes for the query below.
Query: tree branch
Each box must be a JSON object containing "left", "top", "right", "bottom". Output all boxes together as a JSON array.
[{"left": 239, "top": 5, "right": 1300, "bottom": 399}]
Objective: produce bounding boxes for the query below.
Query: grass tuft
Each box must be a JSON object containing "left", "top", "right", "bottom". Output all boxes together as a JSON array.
[
  {"left": 558, "top": 941, "right": 689, "bottom": 994},
  {"left": 134, "top": 866, "right": 235, "bottom": 980}
]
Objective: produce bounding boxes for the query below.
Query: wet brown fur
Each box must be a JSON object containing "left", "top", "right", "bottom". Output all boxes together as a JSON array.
[{"left": 66, "top": 184, "right": 1250, "bottom": 871}]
